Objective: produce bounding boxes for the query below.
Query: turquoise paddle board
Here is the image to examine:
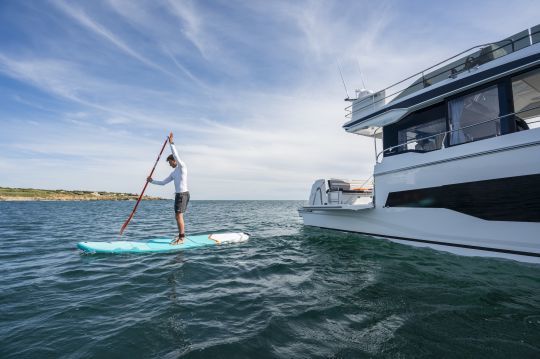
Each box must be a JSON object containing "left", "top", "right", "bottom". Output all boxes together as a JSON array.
[{"left": 77, "top": 232, "right": 249, "bottom": 254}]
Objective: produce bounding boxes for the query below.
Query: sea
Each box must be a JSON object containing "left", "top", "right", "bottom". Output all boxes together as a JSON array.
[{"left": 1, "top": 200, "right": 539, "bottom": 358}]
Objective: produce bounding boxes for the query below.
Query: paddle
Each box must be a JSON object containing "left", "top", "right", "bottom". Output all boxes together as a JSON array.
[{"left": 119, "top": 135, "right": 170, "bottom": 235}]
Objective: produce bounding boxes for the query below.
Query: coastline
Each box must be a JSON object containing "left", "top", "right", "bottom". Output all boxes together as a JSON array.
[
  {"left": 0, "top": 187, "right": 164, "bottom": 202},
  {"left": 0, "top": 197, "right": 163, "bottom": 201}
]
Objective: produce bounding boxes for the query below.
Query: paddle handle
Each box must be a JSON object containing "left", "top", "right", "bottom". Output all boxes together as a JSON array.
[{"left": 119, "top": 136, "right": 169, "bottom": 235}]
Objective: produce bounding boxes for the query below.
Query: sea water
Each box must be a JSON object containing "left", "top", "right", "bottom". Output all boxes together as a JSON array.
[{"left": 0, "top": 200, "right": 539, "bottom": 358}]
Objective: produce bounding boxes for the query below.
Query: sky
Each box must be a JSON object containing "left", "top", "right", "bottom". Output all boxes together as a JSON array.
[{"left": 0, "top": 0, "right": 538, "bottom": 199}]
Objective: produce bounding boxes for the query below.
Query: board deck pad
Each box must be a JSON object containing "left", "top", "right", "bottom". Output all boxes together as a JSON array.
[{"left": 77, "top": 232, "right": 249, "bottom": 254}]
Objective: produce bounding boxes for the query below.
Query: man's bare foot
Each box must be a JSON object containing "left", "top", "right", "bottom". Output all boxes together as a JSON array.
[{"left": 170, "top": 234, "right": 185, "bottom": 245}]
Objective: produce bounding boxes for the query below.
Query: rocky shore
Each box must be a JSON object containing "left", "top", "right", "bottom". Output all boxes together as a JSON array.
[{"left": 0, "top": 187, "right": 164, "bottom": 201}]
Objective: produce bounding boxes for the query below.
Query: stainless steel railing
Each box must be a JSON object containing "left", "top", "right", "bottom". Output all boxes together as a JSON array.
[
  {"left": 375, "top": 106, "right": 540, "bottom": 163},
  {"left": 346, "top": 25, "right": 539, "bottom": 121}
]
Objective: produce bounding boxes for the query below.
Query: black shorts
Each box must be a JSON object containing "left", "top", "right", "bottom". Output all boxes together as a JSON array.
[{"left": 174, "top": 192, "right": 190, "bottom": 213}]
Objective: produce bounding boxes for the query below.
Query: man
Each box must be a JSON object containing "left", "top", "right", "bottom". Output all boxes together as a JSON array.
[{"left": 147, "top": 133, "right": 189, "bottom": 245}]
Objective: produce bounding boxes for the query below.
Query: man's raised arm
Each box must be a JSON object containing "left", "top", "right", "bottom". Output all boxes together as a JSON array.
[{"left": 169, "top": 132, "right": 186, "bottom": 168}]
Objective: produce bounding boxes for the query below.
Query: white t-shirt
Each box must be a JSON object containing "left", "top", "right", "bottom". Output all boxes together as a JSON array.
[{"left": 151, "top": 142, "right": 188, "bottom": 193}]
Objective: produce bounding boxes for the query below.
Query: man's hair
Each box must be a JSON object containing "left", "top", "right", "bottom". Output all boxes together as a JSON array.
[{"left": 166, "top": 154, "right": 175, "bottom": 162}]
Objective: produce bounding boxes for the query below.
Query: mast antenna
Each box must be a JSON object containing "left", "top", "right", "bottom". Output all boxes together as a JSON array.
[
  {"left": 357, "top": 59, "right": 367, "bottom": 89},
  {"left": 337, "top": 61, "right": 350, "bottom": 100}
]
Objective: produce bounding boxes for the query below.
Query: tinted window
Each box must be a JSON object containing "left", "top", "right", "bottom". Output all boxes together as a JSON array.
[
  {"left": 397, "top": 117, "right": 446, "bottom": 152},
  {"left": 512, "top": 68, "right": 540, "bottom": 129},
  {"left": 448, "top": 85, "right": 500, "bottom": 145},
  {"left": 532, "top": 24, "right": 540, "bottom": 44}
]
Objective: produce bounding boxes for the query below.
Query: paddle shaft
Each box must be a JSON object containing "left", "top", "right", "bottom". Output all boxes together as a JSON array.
[{"left": 120, "top": 137, "right": 169, "bottom": 235}]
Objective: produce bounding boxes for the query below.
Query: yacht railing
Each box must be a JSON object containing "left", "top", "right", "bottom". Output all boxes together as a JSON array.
[
  {"left": 375, "top": 106, "right": 540, "bottom": 163},
  {"left": 346, "top": 25, "right": 540, "bottom": 121}
]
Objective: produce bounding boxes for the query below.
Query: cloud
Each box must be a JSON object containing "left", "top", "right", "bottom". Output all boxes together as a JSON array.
[
  {"left": 0, "top": 0, "right": 424, "bottom": 199},
  {"left": 50, "top": 0, "right": 179, "bottom": 79},
  {"left": 166, "top": 0, "right": 212, "bottom": 59},
  {"left": 0, "top": 55, "right": 84, "bottom": 102},
  {"left": 104, "top": 0, "right": 210, "bottom": 88},
  {"left": 105, "top": 116, "right": 132, "bottom": 125},
  {"left": 1, "top": 0, "right": 538, "bottom": 199},
  {"left": 0, "top": 53, "right": 203, "bottom": 130}
]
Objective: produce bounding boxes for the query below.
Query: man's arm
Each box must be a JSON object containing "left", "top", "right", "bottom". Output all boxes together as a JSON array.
[
  {"left": 148, "top": 173, "right": 173, "bottom": 185},
  {"left": 169, "top": 133, "right": 186, "bottom": 168}
]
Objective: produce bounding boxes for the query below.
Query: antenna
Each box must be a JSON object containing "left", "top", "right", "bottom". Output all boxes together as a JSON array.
[
  {"left": 357, "top": 59, "right": 366, "bottom": 89},
  {"left": 337, "top": 61, "right": 350, "bottom": 100}
]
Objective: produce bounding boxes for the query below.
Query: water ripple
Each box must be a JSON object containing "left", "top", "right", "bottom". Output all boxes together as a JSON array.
[{"left": 1, "top": 201, "right": 539, "bottom": 358}]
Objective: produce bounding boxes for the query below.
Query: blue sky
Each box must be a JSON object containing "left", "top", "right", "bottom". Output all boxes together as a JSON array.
[{"left": 0, "top": 0, "right": 538, "bottom": 199}]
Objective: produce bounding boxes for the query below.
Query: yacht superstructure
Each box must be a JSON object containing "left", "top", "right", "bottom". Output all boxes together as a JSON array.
[{"left": 299, "top": 25, "right": 540, "bottom": 263}]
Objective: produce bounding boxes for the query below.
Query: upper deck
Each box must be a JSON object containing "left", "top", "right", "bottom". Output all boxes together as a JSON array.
[{"left": 343, "top": 25, "right": 540, "bottom": 135}]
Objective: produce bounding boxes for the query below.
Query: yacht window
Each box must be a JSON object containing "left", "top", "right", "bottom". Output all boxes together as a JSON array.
[
  {"left": 531, "top": 24, "right": 540, "bottom": 44},
  {"left": 397, "top": 117, "right": 446, "bottom": 152},
  {"left": 512, "top": 68, "right": 540, "bottom": 129},
  {"left": 448, "top": 85, "right": 500, "bottom": 145}
]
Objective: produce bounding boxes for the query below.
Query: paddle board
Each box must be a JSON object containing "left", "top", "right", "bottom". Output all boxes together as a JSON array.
[{"left": 77, "top": 232, "right": 249, "bottom": 254}]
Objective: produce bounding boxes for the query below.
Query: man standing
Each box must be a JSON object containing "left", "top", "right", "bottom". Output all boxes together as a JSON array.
[{"left": 147, "top": 133, "right": 189, "bottom": 245}]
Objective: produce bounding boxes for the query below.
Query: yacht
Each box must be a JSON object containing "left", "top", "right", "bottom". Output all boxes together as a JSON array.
[{"left": 299, "top": 25, "right": 540, "bottom": 263}]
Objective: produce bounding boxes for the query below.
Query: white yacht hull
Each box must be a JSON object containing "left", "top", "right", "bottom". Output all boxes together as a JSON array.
[
  {"left": 299, "top": 206, "right": 540, "bottom": 263},
  {"left": 300, "top": 130, "right": 540, "bottom": 263}
]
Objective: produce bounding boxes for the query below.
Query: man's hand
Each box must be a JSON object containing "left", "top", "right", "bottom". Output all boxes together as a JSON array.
[
  {"left": 147, "top": 176, "right": 153, "bottom": 182},
  {"left": 168, "top": 132, "right": 174, "bottom": 143}
]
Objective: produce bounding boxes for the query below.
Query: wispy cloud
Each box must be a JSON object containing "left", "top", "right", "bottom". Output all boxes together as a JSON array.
[
  {"left": 0, "top": 53, "right": 199, "bottom": 129},
  {"left": 166, "top": 0, "right": 212, "bottom": 59},
  {"left": 104, "top": 0, "right": 210, "bottom": 88},
  {"left": 50, "top": 0, "right": 179, "bottom": 79},
  {"left": 162, "top": 46, "right": 209, "bottom": 90},
  {"left": 1, "top": 0, "right": 538, "bottom": 198},
  {"left": 0, "top": 54, "right": 85, "bottom": 102}
]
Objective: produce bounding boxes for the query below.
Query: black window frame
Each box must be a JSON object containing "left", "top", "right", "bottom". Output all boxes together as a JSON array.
[
  {"left": 383, "top": 102, "right": 448, "bottom": 156},
  {"left": 509, "top": 65, "right": 540, "bottom": 129},
  {"left": 381, "top": 72, "right": 529, "bottom": 157},
  {"left": 445, "top": 81, "right": 503, "bottom": 146}
]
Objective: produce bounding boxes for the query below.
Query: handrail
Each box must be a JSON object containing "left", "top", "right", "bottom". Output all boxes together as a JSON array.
[
  {"left": 346, "top": 43, "right": 489, "bottom": 109},
  {"left": 375, "top": 105, "right": 540, "bottom": 162},
  {"left": 346, "top": 26, "right": 538, "bottom": 121},
  {"left": 345, "top": 43, "right": 491, "bottom": 117},
  {"left": 312, "top": 187, "right": 324, "bottom": 206}
]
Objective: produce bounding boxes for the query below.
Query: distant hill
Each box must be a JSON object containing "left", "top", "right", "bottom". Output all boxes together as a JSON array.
[{"left": 0, "top": 187, "right": 164, "bottom": 201}]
